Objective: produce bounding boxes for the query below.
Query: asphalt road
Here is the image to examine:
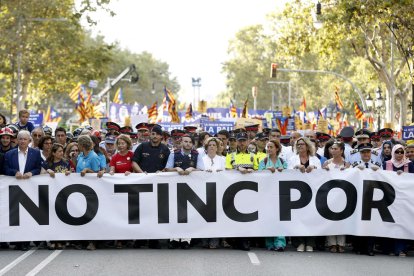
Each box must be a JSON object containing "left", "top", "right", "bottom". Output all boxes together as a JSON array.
[{"left": 0, "top": 245, "right": 412, "bottom": 276}]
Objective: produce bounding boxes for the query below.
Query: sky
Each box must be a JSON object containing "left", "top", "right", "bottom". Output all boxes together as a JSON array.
[{"left": 86, "top": 0, "right": 289, "bottom": 103}]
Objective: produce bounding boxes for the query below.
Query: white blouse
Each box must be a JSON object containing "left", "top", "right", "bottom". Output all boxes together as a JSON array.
[{"left": 202, "top": 155, "right": 226, "bottom": 172}]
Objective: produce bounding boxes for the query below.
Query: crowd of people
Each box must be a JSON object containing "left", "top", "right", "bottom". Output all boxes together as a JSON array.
[{"left": 0, "top": 109, "right": 413, "bottom": 256}]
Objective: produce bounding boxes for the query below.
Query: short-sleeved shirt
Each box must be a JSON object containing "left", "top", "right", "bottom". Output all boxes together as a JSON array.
[
  {"left": 15, "top": 121, "right": 34, "bottom": 133},
  {"left": 43, "top": 159, "right": 70, "bottom": 173},
  {"left": 76, "top": 150, "right": 100, "bottom": 173},
  {"left": 258, "top": 157, "right": 287, "bottom": 171},
  {"left": 132, "top": 142, "right": 170, "bottom": 173},
  {"left": 96, "top": 152, "right": 107, "bottom": 171},
  {"left": 110, "top": 151, "right": 134, "bottom": 173}
]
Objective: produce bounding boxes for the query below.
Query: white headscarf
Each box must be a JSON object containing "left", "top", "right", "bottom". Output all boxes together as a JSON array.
[{"left": 391, "top": 144, "right": 411, "bottom": 168}]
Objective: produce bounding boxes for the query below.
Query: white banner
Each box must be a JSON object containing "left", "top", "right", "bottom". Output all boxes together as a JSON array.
[{"left": 1, "top": 170, "right": 414, "bottom": 242}]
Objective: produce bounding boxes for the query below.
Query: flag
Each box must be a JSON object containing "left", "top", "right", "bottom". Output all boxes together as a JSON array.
[
  {"left": 76, "top": 86, "right": 94, "bottom": 122},
  {"left": 334, "top": 87, "right": 344, "bottom": 110},
  {"left": 230, "top": 100, "right": 237, "bottom": 118},
  {"left": 93, "top": 102, "right": 105, "bottom": 119},
  {"left": 185, "top": 103, "right": 193, "bottom": 120},
  {"left": 69, "top": 83, "right": 83, "bottom": 102},
  {"left": 241, "top": 99, "right": 248, "bottom": 118},
  {"left": 298, "top": 97, "right": 306, "bottom": 112},
  {"left": 113, "top": 87, "right": 124, "bottom": 104},
  {"left": 342, "top": 113, "right": 349, "bottom": 126},
  {"left": 44, "top": 106, "right": 62, "bottom": 123},
  {"left": 148, "top": 102, "right": 158, "bottom": 123},
  {"left": 368, "top": 114, "right": 374, "bottom": 130},
  {"left": 169, "top": 100, "right": 180, "bottom": 123},
  {"left": 164, "top": 87, "right": 179, "bottom": 123},
  {"left": 354, "top": 102, "right": 364, "bottom": 120}
]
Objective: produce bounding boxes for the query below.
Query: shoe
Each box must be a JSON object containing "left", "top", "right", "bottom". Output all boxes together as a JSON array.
[
  {"left": 266, "top": 246, "right": 274, "bottom": 251},
  {"left": 116, "top": 241, "right": 123, "bottom": 249},
  {"left": 222, "top": 240, "right": 231, "bottom": 248},
  {"left": 168, "top": 240, "right": 180, "bottom": 249},
  {"left": 368, "top": 251, "right": 374, "bottom": 256},
  {"left": 297, "top": 244, "right": 305, "bottom": 252},
  {"left": 181, "top": 241, "right": 190, "bottom": 249},
  {"left": 48, "top": 243, "right": 56, "bottom": 250},
  {"left": 398, "top": 252, "right": 406, "bottom": 257},
  {"left": 329, "top": 245, "right": 337, "bottom": 253},
  {"left": 240, "top": 240, "right": 250, "bottom": 251},
  {"left": 338, "top": 246, "right": 345, "bottom": 253},
  {"left": 86, "top": 242, "right": 96, "bottom": 251},
  {"left": 275, "top": 247, "right": 284, "bottom": 252},
  {"left": 21, "top": 245, "right": 29, "bottom": 251},
  {"left": 56, "top": 243, "right": 64, "bottom": 250},
  {"left": 305, "top": 246, "right": 313, "bottom": 252},
  {"left": 148, "top": 240, "right": 161, "bottom": 249},
  {"left": 209, "top": 245, "right": 218, "bottom": 249}
]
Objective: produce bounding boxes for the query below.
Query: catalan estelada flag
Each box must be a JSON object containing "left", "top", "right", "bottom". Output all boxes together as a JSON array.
[
  {"left": 44, "top": 106, "right": 62, "bottom": 123},
  {"left": 230, "top": 100, "right": 237, "bottom": 118},
  {"left": 334, "top": 87, "right": 344, "bottom": 110},
  {"left": 185, "top": 103, "right": 193, "bottom": 120},
  {"left": 69, "top": 83, "right": 83, "bottom": 102},
  {"left": 298, "top": 97, "right": 306, "bottom": 112},
  {"left": 354, "top": 102, "right": 364, "bottom": 120},
  {"left": 113, "top": 87, "right": 124, "bottom": 104},
  {"left": 148, "top": 102, "right": 158, "bottom": 123}
]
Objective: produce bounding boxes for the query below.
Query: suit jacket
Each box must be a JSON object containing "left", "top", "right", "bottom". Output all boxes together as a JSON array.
[{"left": 4, "top": 147, "right": 42, "bottom": 176}]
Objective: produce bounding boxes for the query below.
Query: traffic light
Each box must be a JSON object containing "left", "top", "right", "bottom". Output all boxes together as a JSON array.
[{"left": 270, "top": 63, "right": 278, "bottom": 78}]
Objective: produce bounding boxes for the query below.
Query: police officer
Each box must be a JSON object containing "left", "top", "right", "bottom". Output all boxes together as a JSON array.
[
  {"left": 227, "top": 132, "right": 237, "bottom": 154},
  {"left": 245, "top": 124, "right": 259, "bottom": 140},
  {"left": 378, "top": 128, "right": 394, "bottom": 143},
  {"left": 339, "top": 126, "right": 355, "bottom": 163},
  {"left": 316, "top": 132, "right": 331, "bottom": 156},
  {"left": 254, "top": 132, "right": 268, "bottom": 168},
  {"left": 171, "top": 129, "right": 185, "bottom": 151},
  {"left": 131, "top": 125, "right": 170, "bottom": 249},
  {"left": 350, "top": 129, "right": 380, "bottom": 165},
  {"left": 135, "top": 123, "right": 150, "bottom": 144},
  {"left": 351, "top": 143, "right": 381, "bottom": 170},
  {"left": 106, "top": 122, "right": 121, "bottom": 136},
  {"left": 165, "top": 134, "right": 204, "bottom": 249}
]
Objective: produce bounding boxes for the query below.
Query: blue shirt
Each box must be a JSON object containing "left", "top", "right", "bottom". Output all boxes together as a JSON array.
[{"left": 76, "top": 150, "right": 100, "bottom": 173}]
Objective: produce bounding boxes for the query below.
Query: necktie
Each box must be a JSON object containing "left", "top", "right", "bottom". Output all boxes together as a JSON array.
[{"left": 365, "top": 162, "right": 369, "bottom": 168}]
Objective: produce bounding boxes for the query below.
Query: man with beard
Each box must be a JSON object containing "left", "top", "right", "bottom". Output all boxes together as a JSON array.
[
  {"left": 165, "top": 134, "right": 204, "bottom": 249},
  {"left": 131, "top": 125, "right": 170, "bottom": 249}
]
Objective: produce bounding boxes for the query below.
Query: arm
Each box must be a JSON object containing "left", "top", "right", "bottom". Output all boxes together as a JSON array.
[{"left": 131, "top": 161, "right": 144, "bottom": 173}]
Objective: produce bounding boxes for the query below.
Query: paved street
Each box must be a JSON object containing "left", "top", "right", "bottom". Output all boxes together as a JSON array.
[{"left": 0, "top": 244, "right": 412, "bottom": 276}]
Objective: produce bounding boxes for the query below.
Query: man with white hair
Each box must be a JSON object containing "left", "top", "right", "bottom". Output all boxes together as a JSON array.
[
  {"left": 5, "top": 130, "right": 42, "bottom": 179},
  {"left": 4, "top": 130, "right": 42, "bottom": 251}
]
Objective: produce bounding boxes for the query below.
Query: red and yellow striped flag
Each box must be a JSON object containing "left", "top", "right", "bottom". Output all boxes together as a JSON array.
[{"left": 354, "top": 102, "right": 364, "bottom": 120}]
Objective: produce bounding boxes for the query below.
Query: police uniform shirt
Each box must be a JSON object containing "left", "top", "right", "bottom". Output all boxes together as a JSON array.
[
  {"left": 349, "top": 148, "right": 381, "bottom": 165},
  {"left": 344, "top": 143, "right": 353, "bottom": 163},
  {"left": 352, "top": 159, "right": 382, "bottom": 169},
  {"left": 132, "top": 141, "right": 170, "bottom": 173},
  {"left": 254, "top": 151, "right": 267, "bottom": 170},
  {"left": 225, "top": 150, "right": 258, "bottom": 170},
  {"left": 166, "top": 149, "right": 205, "bottom": 170}
]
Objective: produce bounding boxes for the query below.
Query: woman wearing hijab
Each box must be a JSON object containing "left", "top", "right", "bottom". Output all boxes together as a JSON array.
[
  {"left": 382, "top": 144, "right": 414, "bottom": 257},
  {"left": 380, "top": 141, "right": 393, "bottom": 162}
]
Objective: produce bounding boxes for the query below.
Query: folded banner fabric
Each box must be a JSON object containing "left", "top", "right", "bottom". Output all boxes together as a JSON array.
[{"left": 1, "top": 170, "right": 413, "bottom": 242}]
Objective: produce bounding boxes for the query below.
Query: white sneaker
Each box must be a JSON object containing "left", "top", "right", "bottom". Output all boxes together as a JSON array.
[
  {"left": 297, "top": 244, "right": 305, "bottom": 252},
  {"left": 306, "top": 245, "right": 313, "bottom": 252}
]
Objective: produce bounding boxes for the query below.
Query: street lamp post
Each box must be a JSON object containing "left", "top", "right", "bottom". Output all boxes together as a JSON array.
[
  {"left": 366, "top": 87, "right": 385, "bottom": 131},
  {"left": 191, "top": 78, "right": 201, "bottom": 110}
]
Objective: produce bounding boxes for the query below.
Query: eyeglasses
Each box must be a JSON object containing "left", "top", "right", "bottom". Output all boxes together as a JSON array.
[
  {"left": 395, "top": 150, "right": 404, "bottom": 154},
  {"left": 296, "top": 143, "right": 306, "bottom": 147}
]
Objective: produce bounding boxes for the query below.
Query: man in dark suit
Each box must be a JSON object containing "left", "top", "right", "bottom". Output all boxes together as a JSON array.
[
  {"left": 5, "top": 130, "right": 42, "bottom": 179},
  {"left": 4, "top": 130, "right": 42, "bottom": 250}
]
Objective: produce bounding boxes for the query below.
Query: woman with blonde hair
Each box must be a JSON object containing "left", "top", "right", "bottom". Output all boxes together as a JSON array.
[{"left": 288, "top": 137, "right": 321, "bottom": 252}]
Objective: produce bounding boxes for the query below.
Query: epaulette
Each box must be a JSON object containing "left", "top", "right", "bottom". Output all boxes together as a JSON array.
[
  {"left": 371, "top": 150, "right": 379, "bottom": 156},
  {"left": 174, "top": 149, "right": 181, "bottom": 154},
  {"left": 191, "top": 149, "right": 199, "bottom": 155},
  {"left": 373, "top": 161, "right": 382, "bottom": 167},
  {"left": 350, "top": 149, "right": 359, "bottom": 155},
  {"left": 352, "top": 161, "right": 359, "bottom": 168}
]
